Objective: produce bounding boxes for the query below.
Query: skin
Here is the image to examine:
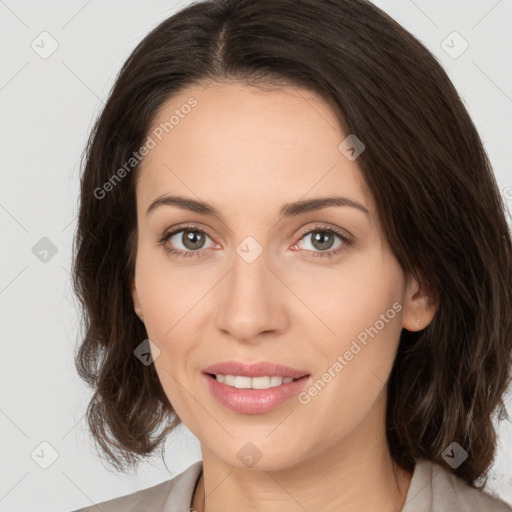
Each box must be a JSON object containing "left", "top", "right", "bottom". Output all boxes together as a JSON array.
[{"left": 131, "top": 82, "right": 437, "bottom": 512}]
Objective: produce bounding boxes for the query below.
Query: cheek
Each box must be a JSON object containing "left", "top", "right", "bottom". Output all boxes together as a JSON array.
[
  {"left": 288, "top": 246, "right": 404, "bottom": 344},
  {"left": 294, "top": 305, "right": 403, "bottom": 447},
  {"left": 134, "top": 248, "right": 205, "bottom": 337},
  {"left": 134, "top": 252, "right": 211, "bottom": 375},
  {"left": 294, "top": 252, "right": 405, "bottom": 417}
]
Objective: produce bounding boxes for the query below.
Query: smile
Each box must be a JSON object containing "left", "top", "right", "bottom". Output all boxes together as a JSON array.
[
  {"left": 203, "top": 373, "right": 311, "bottom": 414},
  {"left": 211, "top": 374, "right": 297, "bottom": 389}
]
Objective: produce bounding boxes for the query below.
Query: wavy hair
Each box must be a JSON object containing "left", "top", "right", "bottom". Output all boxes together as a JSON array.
[{"left": 72, "top": 0, "right": 512, "bottom": 487}]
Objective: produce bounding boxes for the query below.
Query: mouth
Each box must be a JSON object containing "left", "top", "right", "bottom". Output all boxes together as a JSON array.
[
  {"left": 206, "top": 373, "right": 305, "bottom": 389},
  {"left": 201, "top": 361, "right": 311, "bottom": 414},
  {"left": 202, "top": 360, "right": 309, "bottom": 380}
]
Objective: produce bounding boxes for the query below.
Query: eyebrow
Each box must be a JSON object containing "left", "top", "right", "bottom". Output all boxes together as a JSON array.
[{"left": 146, "top": 194, "right": 370, "bottom": 220}]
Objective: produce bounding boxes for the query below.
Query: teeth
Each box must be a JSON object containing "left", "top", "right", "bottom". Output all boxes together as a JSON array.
[{"left": 214, "top": 374, "right": 295, "bottom": 389}]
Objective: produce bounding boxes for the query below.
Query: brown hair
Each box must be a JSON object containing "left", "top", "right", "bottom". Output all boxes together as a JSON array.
[{"left": 72, "top": 0, "right": 512, "bottom": 487}]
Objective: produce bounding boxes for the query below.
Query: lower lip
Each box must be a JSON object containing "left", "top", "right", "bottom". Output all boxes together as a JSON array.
[{"left": 203, "top": 373, "right": 311, "bottom": 414}]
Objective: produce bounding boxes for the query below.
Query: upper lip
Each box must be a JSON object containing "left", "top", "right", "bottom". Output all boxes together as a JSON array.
[{"left": 203, "top": 361, "right": 309, "bottom": 379}]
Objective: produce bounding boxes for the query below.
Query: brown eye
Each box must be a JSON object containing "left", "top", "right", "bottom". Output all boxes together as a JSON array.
[
  {"left": 309, "top": 230, "right": 336, "bottom": 251},
  {"left": 180, "top": 230, "right": 207, "bottom": 250},
  {"left": 291, "top": 224, "right": 353, "bottom": 259},
  {"left": 296, "top": 228, "right": 346, "bottom": 254},
  {"left": 159, "top": 227, "right": 214, "bottom": 258}
]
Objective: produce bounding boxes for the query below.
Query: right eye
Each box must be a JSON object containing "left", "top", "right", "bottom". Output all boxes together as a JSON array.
[{"left": 158, "top": 226, "right": 216, "bottom": 258}]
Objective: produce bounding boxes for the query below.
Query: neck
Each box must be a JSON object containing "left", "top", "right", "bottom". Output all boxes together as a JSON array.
[{"left": 191, "top": 408, "right": 413, "bottom": 512}]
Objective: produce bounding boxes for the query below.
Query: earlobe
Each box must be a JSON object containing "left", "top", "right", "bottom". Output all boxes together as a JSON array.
[
  {"left": 131, "top": 277, "right": 144, "bottom": 321},
  {"left": 401, "top": 274, "right": 437, "bottom": 332}
]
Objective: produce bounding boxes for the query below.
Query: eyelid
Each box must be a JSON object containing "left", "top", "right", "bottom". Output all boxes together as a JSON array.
[
  {"left": 157, "top": 223, "right": 217, "bottom": 258},
  {"left": 294, "top": 222, "right": 353, "bottom": 242},
  {"left": 291, "top": 223, "right": 353, "bottom": 259},
  {"left": 158, "top": 222, "right": 353, "bottom": 259}
]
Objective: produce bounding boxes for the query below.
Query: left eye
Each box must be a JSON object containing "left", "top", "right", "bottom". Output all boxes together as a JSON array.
[{"left": 295, "top": 229, "right": 346, "bottom": 253}]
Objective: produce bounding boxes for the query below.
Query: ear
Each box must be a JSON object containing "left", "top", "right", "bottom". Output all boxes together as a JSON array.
[
  {"left": 402, "top": 272, "right": 437, "bottom": 332},
  {"left": 131, "top": 277, "right": 144, "bottom": 321}
]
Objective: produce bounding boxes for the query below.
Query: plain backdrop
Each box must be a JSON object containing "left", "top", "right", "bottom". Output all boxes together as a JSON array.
[{"left": 0, "top": 1, "right": 511, "bottom": 511}]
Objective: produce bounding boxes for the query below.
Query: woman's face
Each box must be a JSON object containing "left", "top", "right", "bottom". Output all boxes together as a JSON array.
[{"left": 131, "top": 82, "right": 431, "bottom": 470}]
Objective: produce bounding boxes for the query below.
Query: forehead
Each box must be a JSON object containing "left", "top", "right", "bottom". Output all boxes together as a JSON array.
[{"left": 136, "top": 82, "right": 373, "bottom": 218}]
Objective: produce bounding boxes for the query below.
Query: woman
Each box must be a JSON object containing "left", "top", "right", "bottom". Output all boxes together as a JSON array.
[{"left": 71, "top": 0, "right": 512, "bottom": 510}]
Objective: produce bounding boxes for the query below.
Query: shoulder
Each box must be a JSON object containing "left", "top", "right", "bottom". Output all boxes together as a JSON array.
[
  {"left": 70, "top": 460, "right": 203, "bottom": 512},
  {"left": 403, "top": 458, "right": 512, "bottom": 512}
]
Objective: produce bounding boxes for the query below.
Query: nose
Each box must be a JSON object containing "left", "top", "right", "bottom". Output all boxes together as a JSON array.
[{"left": 215, "top": 246, "right": 289, "bottom": 344}]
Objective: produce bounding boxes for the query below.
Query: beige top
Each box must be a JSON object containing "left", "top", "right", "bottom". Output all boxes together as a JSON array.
[{"left": 72, "top": 459, "right": 512, "bottom": 512}]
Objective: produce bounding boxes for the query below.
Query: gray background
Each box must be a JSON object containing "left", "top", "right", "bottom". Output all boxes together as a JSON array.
[{"left": 0, "top": 1, "right": 511, "bottom": 511}]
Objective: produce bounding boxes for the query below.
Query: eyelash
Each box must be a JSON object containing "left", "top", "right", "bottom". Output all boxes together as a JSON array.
[{"left": 157, "top": 223, "right": 353, "bottom": 260}]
